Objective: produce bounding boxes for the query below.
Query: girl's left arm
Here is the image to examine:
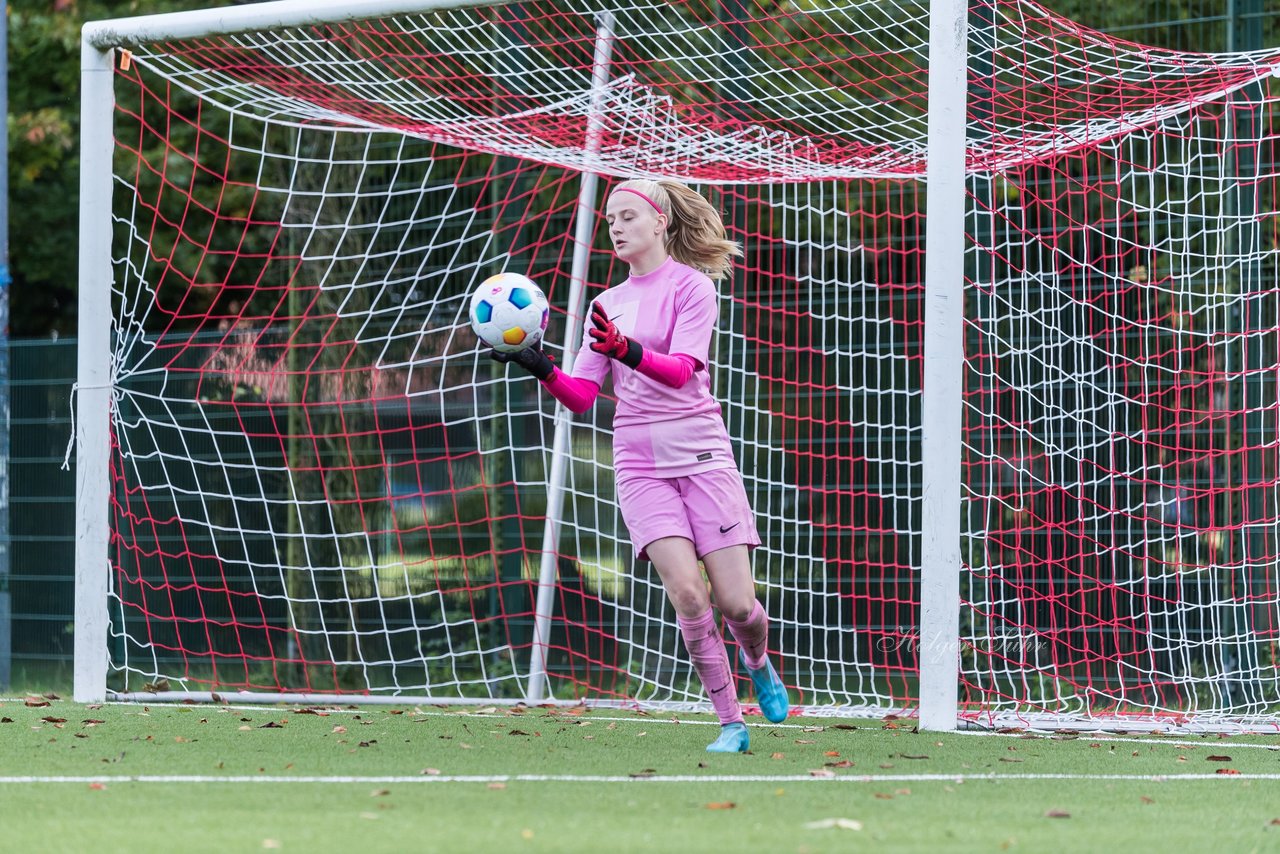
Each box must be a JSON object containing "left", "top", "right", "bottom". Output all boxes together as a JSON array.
[{"left": 635, "top": 349, "right": 697, "bottom": 388}]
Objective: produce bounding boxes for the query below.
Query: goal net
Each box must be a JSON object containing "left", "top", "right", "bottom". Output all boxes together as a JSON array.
[{"left": 79, "top": 0, "right": 1280, "bottom": 727}]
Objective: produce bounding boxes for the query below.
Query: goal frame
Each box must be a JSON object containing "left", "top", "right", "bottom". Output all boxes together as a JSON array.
[{"left": 74, "top": 0, "right": 970, "bottom": 725}]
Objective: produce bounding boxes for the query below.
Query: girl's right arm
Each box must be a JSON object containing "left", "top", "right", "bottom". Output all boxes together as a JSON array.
[
  {"left": 541, "top": 369, "right": 600, "bottom": 413},
  {"left": 489, "top": 346, "right": 601, "bottom": 413}
]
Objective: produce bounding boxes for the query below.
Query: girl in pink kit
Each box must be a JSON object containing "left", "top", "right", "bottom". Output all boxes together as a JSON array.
[{"left": 494, "top": 179, "right": 788, "bottom": 753}]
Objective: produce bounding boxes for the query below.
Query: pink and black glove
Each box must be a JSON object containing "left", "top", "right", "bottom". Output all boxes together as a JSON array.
[
  {"left": 588, "top": 302, "right": 643, "bottom": 369},
  {"left": 490, "top": 345, "right": 556, "bottom": 381}
]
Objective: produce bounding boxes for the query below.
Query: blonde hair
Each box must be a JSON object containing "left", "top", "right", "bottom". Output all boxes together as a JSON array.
[{"left": 612, "top": 179, "right": 742, "bottom": 280}]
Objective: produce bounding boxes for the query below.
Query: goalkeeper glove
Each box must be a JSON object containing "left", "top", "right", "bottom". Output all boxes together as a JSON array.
[
  {"left": 490, "top": 345, "right": 556, "bottom": 382},
  {"left": 588, "top": 302, "right": 643, "bottom": 369}
]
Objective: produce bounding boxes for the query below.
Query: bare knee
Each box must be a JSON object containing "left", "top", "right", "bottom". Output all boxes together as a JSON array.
[
  {"left": 718, "top": 598, "right": 754, "bottom": 623},
  {"left": 667, "top": 583, "right": 710, "bottom": 619}
]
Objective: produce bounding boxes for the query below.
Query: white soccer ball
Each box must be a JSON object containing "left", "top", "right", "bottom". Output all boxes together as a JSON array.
[{"left": 468, "top": 272, "right": 550, "bottom": 353}]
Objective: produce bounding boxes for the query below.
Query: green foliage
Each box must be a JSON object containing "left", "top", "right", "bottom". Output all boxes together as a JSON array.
[{"left": 8, "top": 0, "right": 234, "bottom": 336}]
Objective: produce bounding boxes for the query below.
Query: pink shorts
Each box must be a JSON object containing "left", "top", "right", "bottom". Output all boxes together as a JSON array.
[{"left": 616, "top": 467, "right": 761, "bottom": 561}]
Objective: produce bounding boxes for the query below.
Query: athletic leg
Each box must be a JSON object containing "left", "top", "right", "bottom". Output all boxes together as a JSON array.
[
  {"left": 646, "top": 537, "right": 748, "bottom": 752},
  {"left": 703, "top": 546, "right": 789, "bottom": 723}
]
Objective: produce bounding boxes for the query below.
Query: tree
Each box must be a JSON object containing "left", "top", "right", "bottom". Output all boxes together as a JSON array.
[{"left": 8, "top": 0, "right": 235, "bottom": 338}]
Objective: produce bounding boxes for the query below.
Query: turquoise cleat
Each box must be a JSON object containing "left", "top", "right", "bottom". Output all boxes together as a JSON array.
[
  {"left": 747, "top": 658, "right": 789, "bottom": 723},
  {"left": 706, "top": 722, "right": 750, "bottom": 753}
]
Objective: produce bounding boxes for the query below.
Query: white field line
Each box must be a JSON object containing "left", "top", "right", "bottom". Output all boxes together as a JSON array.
[
  {"left": 10, "top": 699, "right": 1280, "bottom": 751},
  {"left": 3, "top": 773, "right": 1280, "bottom": 785}
]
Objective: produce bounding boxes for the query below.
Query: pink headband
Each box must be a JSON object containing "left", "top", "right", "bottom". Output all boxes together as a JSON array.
[{"left": 613, "top": 187, "right": 664, "bottom": 215}]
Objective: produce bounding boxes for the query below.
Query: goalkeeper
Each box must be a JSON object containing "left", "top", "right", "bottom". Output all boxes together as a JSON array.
[{"left": 494, "top": 178, "right": 788, "bottom": 753}]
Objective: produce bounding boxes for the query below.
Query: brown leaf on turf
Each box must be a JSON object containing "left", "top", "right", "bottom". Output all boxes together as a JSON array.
[
  {"left": 795, "top": 739, "right": 815, "bottom": 744},
  {"left": 88, "top": 782, "right": 106, "bottom": 791},
  {"left": 82, "top": 719, "right": 105, "bottom": 726},
  {"left": 999, "top": 757, "right": 1024, "bottom": 763},
  {"left": 487, "top": 782, "right": 505, "bottom": 790},
  {"left": 808, "top": 768, "right": 836, "bottom": 778},
  {"left": 704, "top": 802, "right": 736, "bottom": 810},
  {"left": 831, "top": 724, "right": 857, "bottom": 730},
  {"left": 371, "top": 788, "right": 391, "bottom": 797},
  {"left": 874, "top": 792, "right": 893, "bottom": 800},
  {"left": 259, "top": 721, "right": 284, "bottom": 729},
  {"left": 1141, "top": 797, "right": 1155, "bottom": 804},
  {"left": 802, "top": 726, "right": 824, "bottom": 733},
  {"left": 1270, "top": 818, "right": 1280, "bottom": 826},
  {"left": 1206, "top": 755, "right": 1232, "bottom": 762},
  {"left": 824, "top": 751, "right": 840, "bottom": 757},
  {"left": 1215, "top": 768, "right": 1241, "bottom": 775},
  {"left": 24, "top": 698, "right": 49, "bottom": 708},
  {"left": 422, "top": 768, "right": 441, "bottom": 776},
  {"left": 41, "top": 717, "right": 67, "bottom": 724},
  {"left": 0, "top": 717, "right": 13, "bottom": 723},
  {"left": 358, "top": 740, "right": 378, "bottom": 748},
  {"left": 770, "top": 752, "right": 785, "bottom": 760},
  {"left": 629, "top": 769, "right": 656, "bottom": 778},
  {"left": 1045, "top": 810, "right": 1071, "bottom": 819},
  {"left": 825, "top": 760, "right": 855, "bottom": 768},
  {"left": 898, "top": 754, "right": 929, "bottom": 760},
  {"left": 332, "top": 725, "right": 347, "bottom": 734}
]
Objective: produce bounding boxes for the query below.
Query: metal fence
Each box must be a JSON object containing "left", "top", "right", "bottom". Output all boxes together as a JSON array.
[{"left": 4, "top": 1, "right": 1279, "bottom": 692}]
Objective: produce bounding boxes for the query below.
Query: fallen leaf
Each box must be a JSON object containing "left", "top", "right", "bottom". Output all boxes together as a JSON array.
[
  {"left": 24, "top": 698, "right": 49, "bottom": 708},
  {"left": 1206, "top": 755, "right": 1232, "bottom": 762},
  {"left": 999, "top": 757, "right": 1024, "bottom": 763},
  {"left": 259, "top": 721, "right": 284, "bottom": 729},
  {"left": 1215, "top": 768, "right": 1241, "bottom": 775},
  {"left": 88, "top": 782, "right": 106, "bottom": 791},
  {"left": 1141, "top": 797, "right": 1155, "bottom": 804},
  {"left": 802, "top": 726, "right": 824, "bottom": 733},
  {"left": 770, "top": 752, "right": 785, "bottom": 760},
  {"left": 803, "top": 818, "right": 862, "bottom": 831},
  {"left": 0, "top": 718, "right": 12, "bottom": 723},
  {"left": 874, "top": 792, "right": 894, "bottom": 800},
  {"left": 704, "top": 802, "right": 736, "bottom": 810},
  {"left": 629, "top": 769, "right": 657, "bottom": 778},
  {"left": 422, "top": 768, "right": 441, "bottom": 776},
  {"left": 899, "top": 754, "right": 930, "bottom": 760},
  {"left": 1045, "top": 810, "right": 1071, "bottom": 819},
  {"left": 824, "top": 751, "right": 840, "bottom": 757},
  {"left": 332, "top": 725, "right": 347, "bottom": 733},
  {"left": 487, "top": 782, "right": 506, "bottom": 790},
  {"left": 808, "top": 768, "right": 836, "bottom": 778}
]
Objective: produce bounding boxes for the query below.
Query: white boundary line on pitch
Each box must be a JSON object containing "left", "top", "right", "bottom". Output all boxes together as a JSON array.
[
  {"left": 11, "top": 700, "right": 1280, "bottom": 750},
  {"left": 2, "top": 773, "right": 1280, "bottom": 785}
]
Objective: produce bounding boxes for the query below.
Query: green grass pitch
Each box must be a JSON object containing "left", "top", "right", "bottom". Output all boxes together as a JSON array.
[{"left": 2, "top": 697, "right": 1280, "bottom": 852}]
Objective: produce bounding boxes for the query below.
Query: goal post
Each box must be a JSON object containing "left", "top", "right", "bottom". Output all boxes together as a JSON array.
[{"left": 76, "top": 0, "right": 1280, "bottom": 731}]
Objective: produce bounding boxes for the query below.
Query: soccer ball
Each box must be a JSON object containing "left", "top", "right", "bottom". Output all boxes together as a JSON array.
[{"left": 468, "top": 272, "right": 550, "bottom": 353}]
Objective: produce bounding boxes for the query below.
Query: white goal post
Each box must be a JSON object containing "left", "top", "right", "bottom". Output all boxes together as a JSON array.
[{"left": 76, "top": 0, "right": 1280, "bottom": 732}]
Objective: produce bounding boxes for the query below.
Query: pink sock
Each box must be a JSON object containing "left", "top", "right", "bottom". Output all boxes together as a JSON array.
[
  {"left": 724, "top": 600, "right": 770, "bottom": 670},
  {"left": 677, "top": 608, "right": 743, "bottom": 726}
]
